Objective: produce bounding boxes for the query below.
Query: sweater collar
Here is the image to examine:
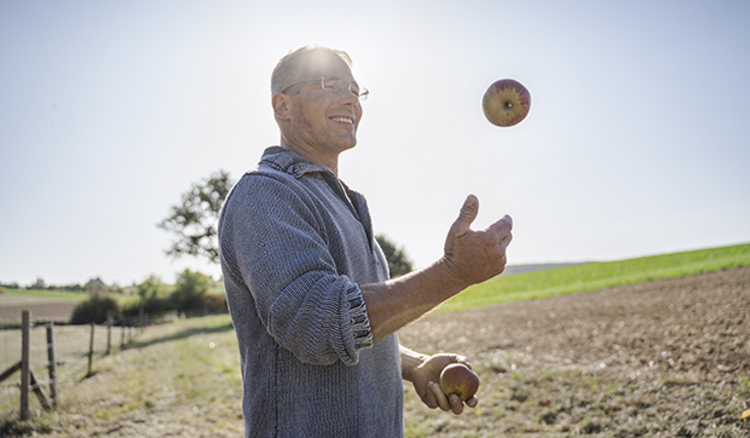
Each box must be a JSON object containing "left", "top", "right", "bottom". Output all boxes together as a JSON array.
[{"left": 258, "top": 146, "right": 335, "bottom": 179}]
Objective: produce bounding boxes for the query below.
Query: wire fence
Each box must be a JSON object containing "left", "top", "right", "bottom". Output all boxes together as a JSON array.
[{"left": 0, "top": 309, "right": 153, "bottom": 419}]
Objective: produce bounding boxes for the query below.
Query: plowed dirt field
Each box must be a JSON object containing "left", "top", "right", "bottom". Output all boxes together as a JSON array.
[{"left": 398, "top": 266, "right": 750, "bottom": 436}]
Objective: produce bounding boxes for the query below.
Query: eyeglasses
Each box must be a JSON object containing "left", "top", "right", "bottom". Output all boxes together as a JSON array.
[{"left": 280, "top": 77, "right": 369, "bottom": 101}]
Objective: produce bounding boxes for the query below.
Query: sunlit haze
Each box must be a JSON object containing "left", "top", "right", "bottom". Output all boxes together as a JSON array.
[{"left": 1, "top": 1, "right": 749, "bottom": 287}]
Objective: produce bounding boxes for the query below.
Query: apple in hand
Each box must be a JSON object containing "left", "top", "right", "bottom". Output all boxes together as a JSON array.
[
  {"left": 482, "top": 79, "right": 531, "bottom": 127},
  {"left": 439, "top": 363, "right": 480, "bottom": 401}
]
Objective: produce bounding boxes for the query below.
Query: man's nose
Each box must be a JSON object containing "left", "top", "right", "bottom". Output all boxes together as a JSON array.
[{"left": 338, "top": 87, "right": 360, "bottom": 105}]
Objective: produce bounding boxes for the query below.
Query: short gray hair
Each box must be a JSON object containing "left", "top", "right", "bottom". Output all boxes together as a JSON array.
[{"left": 271, "top": 46, "right": 353, "bottom": 94}]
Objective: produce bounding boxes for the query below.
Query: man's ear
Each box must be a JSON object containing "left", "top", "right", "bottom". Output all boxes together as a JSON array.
[{"left": 272, "top": 92, "right": 292, "bottom": 121}]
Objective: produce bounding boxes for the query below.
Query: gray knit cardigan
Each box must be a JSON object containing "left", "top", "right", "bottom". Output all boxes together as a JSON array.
[{"left": 218, "top": 147, "right": 403, "bottom": 437}]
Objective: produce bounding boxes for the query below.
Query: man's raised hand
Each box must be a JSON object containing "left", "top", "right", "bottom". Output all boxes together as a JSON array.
[{"left": 442, "top": 194, "right": 513, "bottom": 288}]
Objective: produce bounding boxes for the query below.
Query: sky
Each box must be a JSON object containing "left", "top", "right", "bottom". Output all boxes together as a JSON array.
[{"left": 1, "top": 0, "right": 749, "bottom": 287}]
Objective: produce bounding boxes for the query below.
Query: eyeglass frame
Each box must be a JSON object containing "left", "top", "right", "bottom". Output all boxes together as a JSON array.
[{"left": 280, "top": 77, "right": 369, "bottom": 101}]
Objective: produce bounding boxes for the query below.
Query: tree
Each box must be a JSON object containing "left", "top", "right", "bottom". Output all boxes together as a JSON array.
[
  {"left": 375, "top": 234, "right": 414, "bottom": 279},
  {"left": 133, "top": 275, "right": 171, "bottom": 315},
  {"left": 158, "top": 170, "right": 233, "bottom": 264},
  {"left": 84, "top": 277, "right": 106, "bottom": 294},
  {"left": 28, "top": 277, "right": 46, "bottom": 290},
  {"left": 136, "top": 275, "right": 165, "bottom": 303},
  {"left": 70, "top": 293, "right": 120, "bottom": 325},
  {"left": 170, "top": 269, "right": 212, "bottom": 315},
  {"left": 0, "top": 281, "right": 20, "bottom": 290}
]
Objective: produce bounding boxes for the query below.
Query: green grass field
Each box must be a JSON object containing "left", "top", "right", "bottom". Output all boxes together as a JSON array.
[
  {"left": 439, "top": 242, "right": 750, "bottom": 312},
  {"left": 3, "top": 285, "right": 225, "bottom": 305},
  {"left": 2, "top": 288, "right": 91, "bottom": 302},
  {"left": 2, "top": 288, "right": 142, "bottom": 306}
]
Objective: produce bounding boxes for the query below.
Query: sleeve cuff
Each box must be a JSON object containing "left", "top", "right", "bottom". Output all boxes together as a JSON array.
[{"left": 347, "top": 287, "right": 373, "bottom": 351}]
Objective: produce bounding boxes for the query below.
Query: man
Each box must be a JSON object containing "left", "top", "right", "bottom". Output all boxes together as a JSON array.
[{"left": 218, "top": 46, "right": 513, "bottom": 437}]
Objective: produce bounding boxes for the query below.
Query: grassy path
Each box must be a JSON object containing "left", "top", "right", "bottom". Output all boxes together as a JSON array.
[{"left": 2, "top": 315, "right": 244, "bottom": 437}]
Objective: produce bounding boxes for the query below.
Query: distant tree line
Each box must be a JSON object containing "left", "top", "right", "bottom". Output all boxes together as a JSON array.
[
  {"left": 0, "top": 276, "right": 124, "bottom": 293},
  {"left": 70, "top": 269, "right": 226, "bottom": 325}
]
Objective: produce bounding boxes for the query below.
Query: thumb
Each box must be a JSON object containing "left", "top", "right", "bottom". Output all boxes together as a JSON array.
[{"left": 452, "top": 195, "right": 479, "bottom": 236}]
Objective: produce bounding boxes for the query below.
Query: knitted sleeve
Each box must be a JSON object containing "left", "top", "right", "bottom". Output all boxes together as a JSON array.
[{"left": 219, "top": 173, "right": 373, "bottom": 365}]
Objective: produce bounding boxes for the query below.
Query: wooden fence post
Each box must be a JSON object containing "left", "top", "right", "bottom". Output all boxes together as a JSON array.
[
  {"left": 120, "top": 320, "right": 125, "bottom": 348},
  {"left": 21, "top": 310, "right": 30, "bottom": 420},
  {"left": 139, "top": 307, "right": 145, "bottom": 334},
  {"left": 106, "top": 319, "right": 112, "bottom": 355},
  {"left": 46, "top": 323, "right": 57, "bottom": 409},
  {"left": 87, "top": 321, "right": 95, "bottom": 377}
]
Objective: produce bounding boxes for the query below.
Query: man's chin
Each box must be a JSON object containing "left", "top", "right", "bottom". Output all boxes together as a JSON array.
[{"left": 339, "top": 136, "right": 358, "bottom": 151}]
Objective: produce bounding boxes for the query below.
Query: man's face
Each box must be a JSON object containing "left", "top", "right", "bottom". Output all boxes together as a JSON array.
[{"left": 283, "top": 52, "right": 363, "bottom": 158}]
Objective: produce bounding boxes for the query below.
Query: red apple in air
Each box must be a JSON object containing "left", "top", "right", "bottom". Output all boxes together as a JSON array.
[
  {"left": 482, "top": 79, "right": 531, "bottom": 127},
  {"left": 439, "top": 363, "right": 480, "bottom": 401}
]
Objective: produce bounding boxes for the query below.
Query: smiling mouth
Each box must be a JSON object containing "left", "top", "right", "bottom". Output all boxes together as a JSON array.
[{"left": 330, "top": 116, "right": 354, "bottom": 125}]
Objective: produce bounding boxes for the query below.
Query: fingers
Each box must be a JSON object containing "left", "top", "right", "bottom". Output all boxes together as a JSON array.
[
  {"left": 430, "top": 382, "right": 452, "bottom": 412},
  {"left": 451, "top": 195, "right": 479, "bottom": 237},
  {"left": 487, "top": 215, "right": 513, "bottom": 272},
  {"left": 449, "top": 393, "right": 465, "bottom": 415},
  {"left": 456, "top": 357, "right": 472, "bottom": 370},
  {"left": 429, "top": 382, "right": 469, "bottom": 415},
  {"left": 453, "top": 197, "right": 513, "bottom": 246},
  {"left": 417, "top": 356, "right": 479, "bottom": 416},
  {"left": 420, "top": 383, "right": 439, "bottom": 409},
  {"left": 487, "top": 214, "right": 513, "bottom": 241}
]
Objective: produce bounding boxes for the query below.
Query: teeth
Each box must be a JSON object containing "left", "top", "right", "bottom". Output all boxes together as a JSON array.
[{"left": 331, "top": 117, "right": 353, "bottom": 124}]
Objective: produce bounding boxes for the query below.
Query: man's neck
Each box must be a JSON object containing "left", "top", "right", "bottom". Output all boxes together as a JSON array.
[{"left": 279, "top": 140, "right": 339, "bottom": 177}]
